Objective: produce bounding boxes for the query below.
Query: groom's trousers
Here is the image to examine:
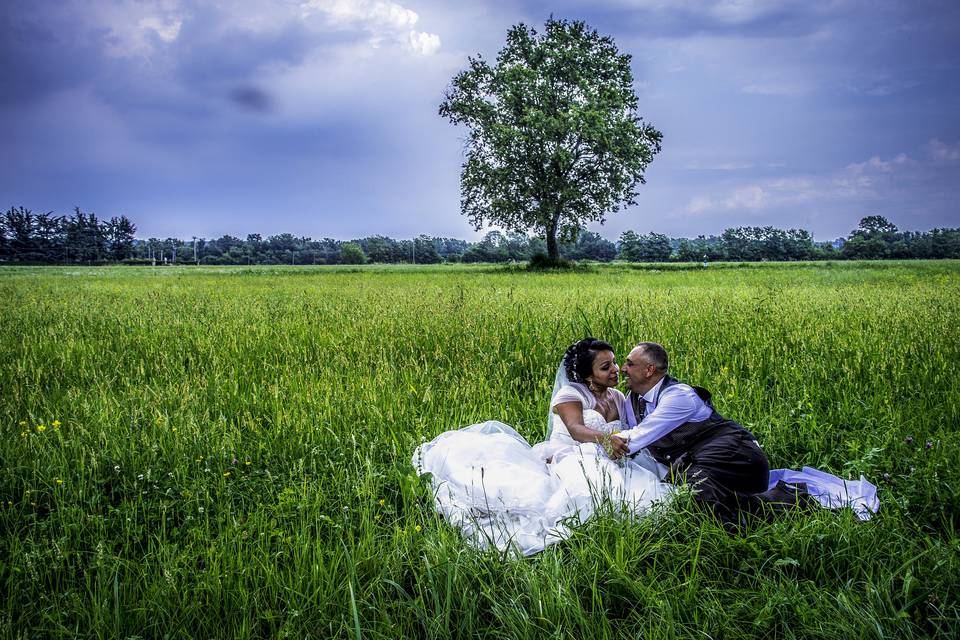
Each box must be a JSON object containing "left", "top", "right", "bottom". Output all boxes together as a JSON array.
[{"left": 668, "top": 429, "right": 770, "bottom": 524}]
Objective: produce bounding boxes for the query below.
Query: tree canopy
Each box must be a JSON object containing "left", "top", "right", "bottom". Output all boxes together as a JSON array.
[{"left": 439, "top": 18, "right": 662, "bottom": 260}]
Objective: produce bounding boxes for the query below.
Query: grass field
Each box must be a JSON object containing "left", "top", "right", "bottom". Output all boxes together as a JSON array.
[{"left": 2, "top": 261, "right": 959, "bottom": 639}]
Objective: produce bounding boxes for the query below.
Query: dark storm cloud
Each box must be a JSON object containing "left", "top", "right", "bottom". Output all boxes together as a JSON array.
[
  {"left": 0, "top": 10, "right": 101, "bottom": 105},
  {"left": 229, "top": 86, "right": 273, "bottom": 112},
  {"left": 171, "top": 8, "right": 317, "bottom": 85}
]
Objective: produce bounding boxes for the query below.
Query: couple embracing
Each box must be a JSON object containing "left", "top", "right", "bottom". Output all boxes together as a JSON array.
[
  {"left": 544, "top": 338, "right": 769, "bottom": 525},
  {"left": 415, "top": 337, "right": 877, "bottom": 556}
]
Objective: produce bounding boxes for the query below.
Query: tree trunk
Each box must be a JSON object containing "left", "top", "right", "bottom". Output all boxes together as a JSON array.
[{"left": 546, "top": 220, "right": 559, "bottom": 260}]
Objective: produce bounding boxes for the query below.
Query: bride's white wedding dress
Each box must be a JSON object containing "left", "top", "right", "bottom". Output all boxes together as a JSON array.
[{"left": 413, "top": 404, "right": 673, "bottom": 556}]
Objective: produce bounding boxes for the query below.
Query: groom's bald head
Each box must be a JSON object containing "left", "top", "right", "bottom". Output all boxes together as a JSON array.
[
  {"left": 623, "top": 342, "right": 668, "bottom": 394},
  {"left": 632, "top": 342, "right": 668, "bottom": 373}
]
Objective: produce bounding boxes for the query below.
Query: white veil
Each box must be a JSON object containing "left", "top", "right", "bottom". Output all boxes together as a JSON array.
[{"left": 545, "top": 359, "right": 571, "bottom": 439}]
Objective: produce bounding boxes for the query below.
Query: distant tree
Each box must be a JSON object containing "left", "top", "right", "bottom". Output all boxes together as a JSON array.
[
  {"left": 563, "top": 229, "right": 617, "bottom": 261},
  {"left": 842, "top": 215, "right": 901, "bottom": 259},
  {"left": 617, "top": 230, "right": 642, "bottom": 261},
  {"left": 642, "top": 232, "right": 672, "bottom": 261},
  {"left": 439, "top": 17, "right": 662, "bottom": 261},
  {"left": 462, "top": 231, "right": 510, "bottom": 262},
  {"left": 618, "top": 230, "right": 671, "bottom": 262},
  {"left": 856, "top": 215, "right": 898, "bottom": 235},
  {"left": 780, "top": 228, "right": 817, "bottom": 260},
  {"left": 313, "top": 238, "right": 341, "bottom": 264},
  {"left": 0, "top": 213, "right": 7, "bottom": 261},
  {"left": 65, "top": 208, "right": 107, "bottom": 263},
  {"left": 163, "top": 237, "right": 180, "bottom": 263},
  {"left": 928, "top": 228, "right": 960, "bottom": 259},
  {"left": 676, "top": 235, "right": 725, "bottom": 262},
  {"left": 358, "top": 235, "right": 398, "bottom": 263},
  {"left": 106, "top": 216, "right": 136, "bottom": 261},
  {"left": 433, "top": 237, "right": 470, "bottom": 261},
  {"left": 412, "top": 235, "right": 442, "bottom": 264},
  {"left": 2, "top": 206, "right": 39, "bottom": 261},
  {"left": 340, "top": 242, "right": 367, "bottom": 264},
  {"left": 813, "top": 241, "right": 840, "bottom": 260}
]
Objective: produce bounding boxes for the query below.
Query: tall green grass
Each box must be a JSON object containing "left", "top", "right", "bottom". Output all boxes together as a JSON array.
[{"left": 1, "top": 261, "right": 958, "bottom": 638}]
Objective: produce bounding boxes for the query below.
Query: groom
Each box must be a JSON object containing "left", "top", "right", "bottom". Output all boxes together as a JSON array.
[{"left": 613, "top": 342, "right": 770, "bottom": 523}]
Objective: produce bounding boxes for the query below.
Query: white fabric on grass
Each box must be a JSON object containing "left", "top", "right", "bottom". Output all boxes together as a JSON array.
[
  {"left": 768, "top": 467, "right": 879, "bottom": 520},
  {"left": 413, "top": 417, "right": 672, "bottom": 556}
]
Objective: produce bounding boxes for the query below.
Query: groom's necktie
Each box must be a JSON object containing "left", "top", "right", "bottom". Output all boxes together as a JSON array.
[{"left": 634, "top": 395, "right": 648, "bottom": 421}]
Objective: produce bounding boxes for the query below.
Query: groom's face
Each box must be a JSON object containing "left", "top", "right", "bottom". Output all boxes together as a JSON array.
[{"left": 623, "top": 347, "right": 657, "bottom": 393}]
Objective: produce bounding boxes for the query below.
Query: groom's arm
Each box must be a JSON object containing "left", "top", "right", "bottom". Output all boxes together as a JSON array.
[{"left": 616, "top": 389, "right": 702, "bottom": 455}]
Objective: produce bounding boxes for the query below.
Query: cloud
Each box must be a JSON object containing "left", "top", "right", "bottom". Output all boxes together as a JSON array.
[
  {"left": 228, "top": 86, "right": 272, "bottom": 112},
  {"left": 928, "top": 138, "right": 960, "bottom": 161},
  {"left": 138, "top": 16, "right": 183, "bottom": 43},
  {"left": 684, "top": 147, "right": 935, "bottom": 215},
  {"left": 726, "top": 185, "right": 766, "bottom": 209},
  {"left": 686, "top": 195, "right": 715, "bottom": 213},
  {"left": 303, "top": 0, "right": 418, "bottom": 29},
  {"left": 85, "top": 1, "right": 188, "bottom": 57},
  {"left": 408, "top": 30, "right": 441, "bottom": 55},
  {"left": 836, "top": 154, "right": 915, "bottom": 194},
  {"left": 300, "top": 0, "right": 441, "bottom": 55}
]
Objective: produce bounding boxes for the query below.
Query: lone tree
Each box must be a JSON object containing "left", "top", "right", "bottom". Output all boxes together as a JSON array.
[{"left": 439, "top": 18, "right": 662, "bottom": 262}]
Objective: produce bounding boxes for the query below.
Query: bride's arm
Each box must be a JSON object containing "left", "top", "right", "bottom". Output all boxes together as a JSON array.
[
  {"left": 554, "top": 402, "right": 629, "bottom": 458},
  {"left": 554, "top": 402, "right": 599, "bottom": 443}
]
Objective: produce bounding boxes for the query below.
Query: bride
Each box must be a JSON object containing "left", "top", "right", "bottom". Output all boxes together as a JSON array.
[{"left": 413, "top": 338, "right": 673, "bottom": 556}]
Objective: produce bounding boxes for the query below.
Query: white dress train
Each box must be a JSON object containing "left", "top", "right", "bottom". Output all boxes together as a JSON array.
[{"left": 413, "top": 409, "right": 673, "bottom": 556}]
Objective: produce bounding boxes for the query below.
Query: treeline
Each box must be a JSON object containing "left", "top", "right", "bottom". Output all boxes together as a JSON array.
[
  {"left": 3, "top": 207, "right": 960, "bottom": 264},
  {"left": 0, "top": 207, "right": 136, "bottom": 263}
]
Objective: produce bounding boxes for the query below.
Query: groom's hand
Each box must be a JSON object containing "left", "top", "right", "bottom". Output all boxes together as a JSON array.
[{"left": 610, "top": 435, "right": 629, "bottom": 459}]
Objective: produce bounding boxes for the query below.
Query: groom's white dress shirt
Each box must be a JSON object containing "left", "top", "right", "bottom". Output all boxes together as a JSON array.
[{"left": 620, "top": 377, "right": 713, "bottom": 455}]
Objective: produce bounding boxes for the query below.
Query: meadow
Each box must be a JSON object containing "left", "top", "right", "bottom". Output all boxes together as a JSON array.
[{"left": 1, "top": 260, "right": 959, "bottom": 639}]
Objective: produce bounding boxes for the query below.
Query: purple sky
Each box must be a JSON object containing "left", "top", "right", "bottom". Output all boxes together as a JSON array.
[{"left": 3, "top": 0, "right": 959, "bottom": 241}]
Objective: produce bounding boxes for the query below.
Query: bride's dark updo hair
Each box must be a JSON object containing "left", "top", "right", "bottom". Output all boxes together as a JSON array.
[{"left": 563, "top": 337, "right": 615, "bottom": 383}]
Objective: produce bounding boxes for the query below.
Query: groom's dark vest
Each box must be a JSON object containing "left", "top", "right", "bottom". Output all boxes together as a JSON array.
[{"left": 629, "top": 376, "right": 759, "bottom": 465}]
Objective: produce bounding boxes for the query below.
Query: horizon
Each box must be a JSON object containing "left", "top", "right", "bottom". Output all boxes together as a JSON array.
[{"left": 3, "top": 1, "right": 959, "bottom": 241}]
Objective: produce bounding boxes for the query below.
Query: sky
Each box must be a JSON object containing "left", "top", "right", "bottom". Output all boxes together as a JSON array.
[{"left": 2, "top": 0, "right": 959, "bottom": 242}]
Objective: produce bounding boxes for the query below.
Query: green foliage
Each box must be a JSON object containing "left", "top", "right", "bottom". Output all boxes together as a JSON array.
[
  {"left": 619, "top": 230, "right": 672, "bottom": 262},
  {"left": 562, "top": 229, "right": 617, "bottom": 261},
  {"left": 339, "top": 242, "right": 367, "bottom": 264},
  {"left": 1, "top": 262, "right": 959, "bottom": 637},
  {"left": 527, "top": 252, "right": 572, "bottom": 270},
  {"left": 439, "top": 18, "right": 662, "bottom": 259}
]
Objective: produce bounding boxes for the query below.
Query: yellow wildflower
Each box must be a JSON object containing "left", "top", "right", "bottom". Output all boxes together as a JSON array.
[
  {"left": 56, "top": 479, "right": 63, "bottom": 485},
  {"left": 36, "top": 425, "right": 46, "bottom": 433},
  {"left": 414, "top": 525, "right": 422, "bottom": 532},
  {"left": 52, "top": 420, "right": 61, "bottom": 429},
  {"left": 223, "top": 472, "right": 231, "bottom": 477},
  {"left": 378, "top": 499, "right": 385, "bottom": 506}
]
